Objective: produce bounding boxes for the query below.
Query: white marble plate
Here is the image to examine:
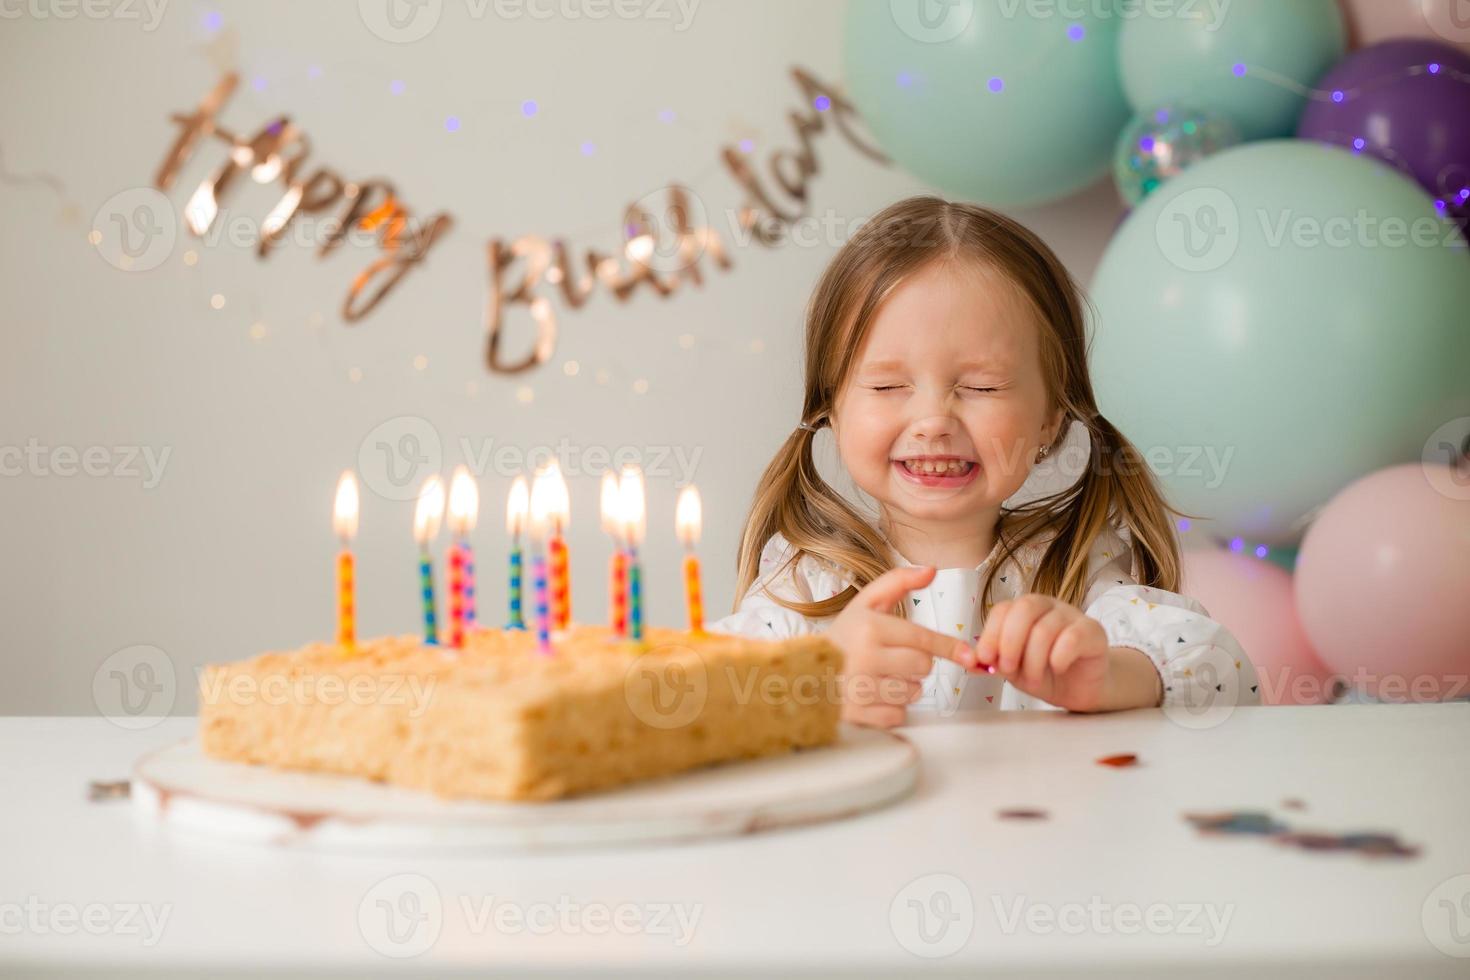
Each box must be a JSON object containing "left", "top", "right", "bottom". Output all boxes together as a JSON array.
[{"left": 131, "top": 723, "right": 918, "bottom": 853}]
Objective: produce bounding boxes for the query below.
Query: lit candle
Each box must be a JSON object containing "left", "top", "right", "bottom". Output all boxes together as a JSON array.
[
  {"left": 529, "top": 467, "right": 556, "bottom": 655},
  {"left": 506, "top": 475, "right": 528, "bottom": 630},
  {"left": 619, "top": 465, "right": 646, "bottom": 644},
  {"left": 446, "top": 466, "right": 479, "bottom": 649},
  {"left": 601, "top": 470, "right": 628, "bottom": 639},
  {"left": 546, "top": 460, "right": 571, "bottom": 630},
  {"left": 333, "top": 471, "right": 359, "bottom": 651},
  {"left": 676, "top": 484, "right": 704, "bottom": 634},
  {"left": 414, "top": 475, "right": 445, "bottom": 645}
]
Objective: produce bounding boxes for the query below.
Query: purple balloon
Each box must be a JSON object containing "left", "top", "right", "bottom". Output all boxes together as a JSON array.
[{"left": 1297, "top": 40, "right": 1470, "bottom": 228}]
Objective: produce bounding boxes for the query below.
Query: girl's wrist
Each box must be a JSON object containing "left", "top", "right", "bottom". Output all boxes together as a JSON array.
[{"left": 1095, "top": 646, "right": 1164, "bottom": 712}]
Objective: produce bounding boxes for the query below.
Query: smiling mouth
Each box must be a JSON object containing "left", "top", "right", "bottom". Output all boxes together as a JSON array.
[{"left": 894, "top": 457, "right": 976, "bottom": 477}]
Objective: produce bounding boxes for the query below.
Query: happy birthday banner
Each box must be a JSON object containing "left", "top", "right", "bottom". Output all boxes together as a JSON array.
[{"left": 152, "top": 68, "right": 888, "bottom": 375}]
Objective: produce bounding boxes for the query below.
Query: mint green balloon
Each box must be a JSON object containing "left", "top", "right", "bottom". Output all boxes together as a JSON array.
[
  {"left": 843, "top": 1, "right": 1129, "bottom": 207},
  {"left": 1089, "top": 140, "right": 1470, "bottom": 544},
  {"left": 1119, "top": 0, "right": 1346, "bottom": 140}
]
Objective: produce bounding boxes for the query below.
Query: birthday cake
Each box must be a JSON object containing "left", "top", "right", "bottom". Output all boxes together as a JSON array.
[{"left": 198, "top": 625, "right": 842, "bottom": 802}]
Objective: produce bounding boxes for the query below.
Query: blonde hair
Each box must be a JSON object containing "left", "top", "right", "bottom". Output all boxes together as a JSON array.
[{"left": 733, "top": 196, "right": 1191, "bottom": 620}]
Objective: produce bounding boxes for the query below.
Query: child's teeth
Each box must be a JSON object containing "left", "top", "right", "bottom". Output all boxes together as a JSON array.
[{"left": 904, "top": 460, "right": 971, "bottom": 476}]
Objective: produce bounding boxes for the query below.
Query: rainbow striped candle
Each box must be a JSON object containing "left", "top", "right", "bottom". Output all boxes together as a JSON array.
[
  {"left": 506, "top": 476, "right": 528, "bottom": 630},
  {"left": 676, "top": 485, "right": 704, "bottom": 634},
  {"left": 529, "top": 466, "right": 556, "bottom": 655},
  {"left": 413, "top": 475, "right": 446, "bottom": 645},
  {"left": 446, "top": 544, "right": 466, "bottom": 647},
  {"left": 548, "top": 532, "right": 568, "bottom": 629},
  {"left": 532, "top": 551, "right": 551, "bottom": 654},
  {"left": 546, "top": 462, "right": 571, "bottom": 629},
  {"left": 446, "top": 467, "right": 479, "bottom": 649},
  {"left": 619, "top": 465, "right": 646, "bottom": 645},
  {"left": 418, "top": 554, "right": 438, "bottom": 644},
  {"left": 332, "top": 472, "right": 359, "bottom": 652},
  {"left": 609, "top": 549, "right": 628, "bottom": 638},
  {"left": 462, "top": 541, "right": 477, "bottom": 629},
  {"left": 337, "top": 550, "right": 356, "bottom": 649},
  {"left": 602, "top": 470, "right": 628, "bottom": 638},
  {"left": 627, "top": 548, "right": 643, "bottom": 643}
]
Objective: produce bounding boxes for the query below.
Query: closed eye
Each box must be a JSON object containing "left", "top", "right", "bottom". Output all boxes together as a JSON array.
[{"left": 961, "top": 386, "right": 999, "bottom": 393}]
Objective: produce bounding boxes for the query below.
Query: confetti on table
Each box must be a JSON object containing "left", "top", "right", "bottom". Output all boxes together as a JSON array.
[
  {"left": 997, "top": 808, "right": 1049, "bottom": 821},
  {"left": 87, "top": 780, "right": 130, "bottom": 802},
  {"left": 1096, "top": 753, "right": 1139, "bottom": 768},
  {"left": 1184, "top": 810, "right": 1420, "bottom": 860},
  {"left": 1185, "top": 811, "right": 1289, "bottom": 835}
]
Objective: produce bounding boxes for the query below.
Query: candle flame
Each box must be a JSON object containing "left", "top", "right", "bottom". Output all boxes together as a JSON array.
[
  {"left": 333, "top": 470, "right": 359, "bottom": 542},
  {"left": 618, "top": 465, "right": 646, "bottom": 546},
  {"left": 506, "top": 475, "right": 529, "bottom": 536},
  {"left": 599, "top": 470, "right": 621, "bottom": 536},
  {"left": 413, "top": 475, "right": 445, "bottom": 546},
  {"left": 545, "top": 459, "right": 570, "bottom": 531},
  {"left": 529, "top": 465, "right": 555, "bottom": 542},
  {"left": 447, "top": 465, "right": 479, "bottom": 538},
  {"left": 676, "top": 484, "right": 702, "bottom": 548}
]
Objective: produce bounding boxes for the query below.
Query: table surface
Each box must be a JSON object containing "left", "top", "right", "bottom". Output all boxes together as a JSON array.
[{"left": 3, "top": 705, "right": 1468, "bottom": 977}]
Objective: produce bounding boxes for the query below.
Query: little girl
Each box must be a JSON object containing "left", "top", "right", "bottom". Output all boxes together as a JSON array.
[{"left": 707, "top": 196, "right": 1260, "bottom": 728}]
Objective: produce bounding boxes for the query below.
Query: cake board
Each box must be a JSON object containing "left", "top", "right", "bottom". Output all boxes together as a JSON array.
[{"left": 131, "top": 723, "right": 918, "bottom": 853}]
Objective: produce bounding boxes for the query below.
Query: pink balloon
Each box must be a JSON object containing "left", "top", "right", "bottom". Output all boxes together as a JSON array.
[
  {"left": 1339, "top": 0, "right": 1470, "bottom": 53},
  {"left": 1296, "top": 464, "right": 1470, "bottom": 701},
  {"left": 1182, "top": 550, "right": 1334, "bottom": 705}
]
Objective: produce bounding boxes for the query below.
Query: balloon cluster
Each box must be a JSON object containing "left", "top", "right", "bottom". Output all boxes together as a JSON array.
[{"left": 842, "top": 0, "right": 1470, "bottom": 700}]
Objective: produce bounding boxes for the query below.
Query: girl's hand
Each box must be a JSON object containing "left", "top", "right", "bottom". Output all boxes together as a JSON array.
[
  {"left": 974, "top": 593, "right": 1140, "bottom": 713},
  {"left": 830, "top": 566, "right": 981, "bottom": 729}
]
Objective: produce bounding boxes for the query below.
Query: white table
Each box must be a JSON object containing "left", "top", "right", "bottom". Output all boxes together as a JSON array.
[{"left": 3, "top": 706, "right": 1467, "bottom": 977}]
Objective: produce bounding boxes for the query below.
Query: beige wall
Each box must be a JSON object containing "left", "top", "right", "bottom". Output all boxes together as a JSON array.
[{"left": 0, "top": 0, "right": 1127, "bottom": 713}]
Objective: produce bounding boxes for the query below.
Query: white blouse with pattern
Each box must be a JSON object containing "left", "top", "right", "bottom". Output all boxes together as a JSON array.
[{"left": 707, "top": 520, "right": 1261, "bottom": 714}]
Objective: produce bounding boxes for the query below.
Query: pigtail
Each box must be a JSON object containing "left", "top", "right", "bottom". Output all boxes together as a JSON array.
[
  {"left": 732, "top": 419, "right": 896, "bottom": 618},
  {"left": 982, "top": 413, "right": 1192, "bottom": 614}
]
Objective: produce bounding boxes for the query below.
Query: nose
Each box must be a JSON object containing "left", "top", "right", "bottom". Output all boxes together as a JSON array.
[{"left": 911, "top": 412, "right": 959, "bottom": 444}]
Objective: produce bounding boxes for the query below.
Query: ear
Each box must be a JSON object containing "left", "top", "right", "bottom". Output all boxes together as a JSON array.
[{"left": 1041, "top": 406, "right": 1066, "bottom": 447}]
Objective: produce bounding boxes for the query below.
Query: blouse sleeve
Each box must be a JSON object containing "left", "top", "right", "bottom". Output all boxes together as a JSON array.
[
  {"left": 705, "top": 533, "right": 833, "bottom": 640},
  {"left": 1081, "top": 527, "right": 1262, "bottom": 710}
]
